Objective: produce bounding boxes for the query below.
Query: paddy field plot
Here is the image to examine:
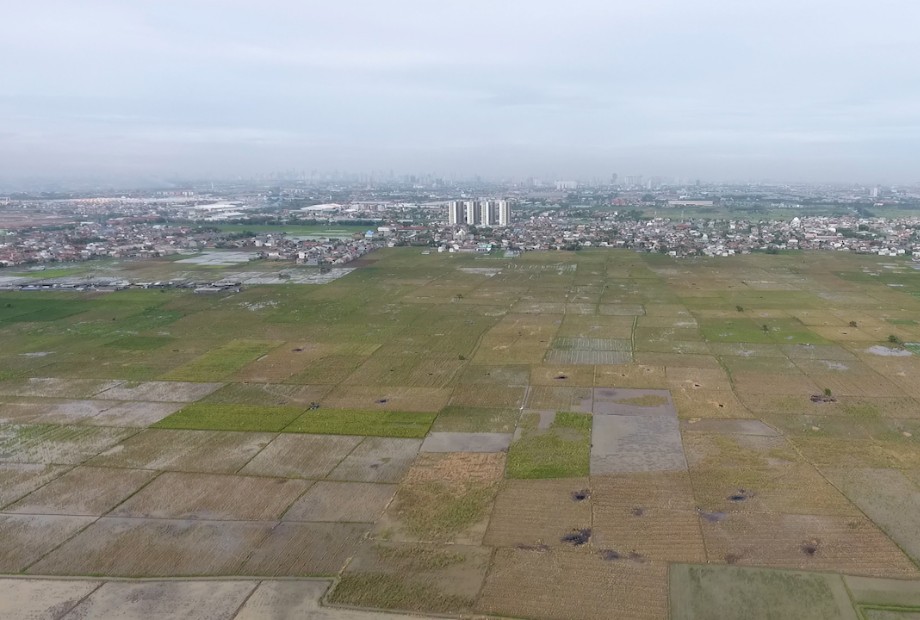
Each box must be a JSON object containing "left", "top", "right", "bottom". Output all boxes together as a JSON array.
[
  {"left": 670, "top": 564, "right": 859, "bottom": 620},
  {"left": 29, "top": 517, "right": 276, "bottom": 576},
  {"left": 326, "top": 436, "right": 422, "bottom": 483},
  {"left": 240, "top": 522, "right": 371, "bottom": 576},
  {"left": 110, "top": 472, "right": 311, "bottom": 520},
  {"left": 507, "top": 412, "right": 592, "bottom": 479},
  {"left": 375, "top": 451, "right": 503, "bottom": 545},
  {"left": 476, "top": 548, "right": 669, "bottom": 620},
  {"left": 89, "top": 428, "right": 273, "bottom": 473},
  {"left": 823, "top": 468, "right": 920, "bottom": 563},
  {"left": 0, "top": 462, "right": 69, "bottom": 506},
  {"left": 239, "top": 433, "right": 361, "bottom": 479},
  {"left": 331, "top": 542, "right": 491, "bottom": 615},
  {"left": 61, "top": 580, "right": 257, "bottom": 620},
  {"left": 5, "top": 466, "right": 155, "bottom": 516},
  {"left": 282, "top": 481, "right": 396, "bottom": 523},
  {"left": 698, "top": 512, "right": 919, "bottom": 578}
]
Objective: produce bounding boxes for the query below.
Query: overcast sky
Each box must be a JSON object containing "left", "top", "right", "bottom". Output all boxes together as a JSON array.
[{"left": 2, "top": 0, "right": 919, "bottom": 184}]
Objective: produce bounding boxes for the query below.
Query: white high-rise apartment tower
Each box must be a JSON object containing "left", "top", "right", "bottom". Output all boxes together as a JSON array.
[
  {"left": 446, "top": 199, "right": 511, "bottom": 227},
  {"left": 479, "top": 200, "right": 494, "bottom": 226},
  {"left": 464, "top": 200, "right": 478, "bottom": 225},
  {"left": 497, "top": 200, "right": 510, "bottom": 226},
  {"left": 447, "top": 200, "right": 464, "bottom": 225}
]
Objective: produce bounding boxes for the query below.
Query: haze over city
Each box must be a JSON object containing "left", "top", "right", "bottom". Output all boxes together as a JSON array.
[{"left": 2, "top": 0, "right": 919, "bottom": 185}]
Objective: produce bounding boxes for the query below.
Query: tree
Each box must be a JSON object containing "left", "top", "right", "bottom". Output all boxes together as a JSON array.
[{"left": 736, "top": 305, "right": 744, "bottom": 312}]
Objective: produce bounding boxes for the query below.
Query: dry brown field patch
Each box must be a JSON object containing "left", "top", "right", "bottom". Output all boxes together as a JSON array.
[
  {"left": 476, "top": 548, "right": 669, "bottom": 620},
  {"left": 699, "top": 512, "right": 919, "bottom": 578},
  {"left": 483, "top": 478, "right": 592, "bottom": 548}
]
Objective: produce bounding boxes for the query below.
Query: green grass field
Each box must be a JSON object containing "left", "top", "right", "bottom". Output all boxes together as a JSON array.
[
  {"left": 506, "top": 412, "right": 592, "bottom": 478},
  {"left": 153, "top": 403, "right": 305, "bottom": 432},
  {"left": 284, "top": 409, "right": 436, "bottom": 437}
]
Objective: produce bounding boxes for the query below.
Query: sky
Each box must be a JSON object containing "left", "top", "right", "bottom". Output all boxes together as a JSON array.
[{"left": 2, "top": 0, "right": 919, "bottom": 185}]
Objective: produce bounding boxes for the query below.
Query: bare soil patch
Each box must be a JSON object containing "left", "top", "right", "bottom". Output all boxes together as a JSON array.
[
  {"left": 0, "top": 580, "right": 102, "bottom": 620},
  {"left": 0, "top": 463, "right": 68, "bottom": 507},
  {"left": 79, "top": 401, "right": 183, "bottom": 427},
  {"left": 282, "top": 481, "right": 396, "bottom": 523},
  {"left": 240, "top": 433, "right": 361, "bottom": 479},
  {"left": 0, "top": 424, "right": 135, "bottom": 465},
  {"left": 29, "top": 516, "right": 274, "bottom": 576},
  {"left": 27, "top": 400, "right": 113, "bottom": 424},
  {"left": 6, "top": 466, "right": 155, "bottom": 516},
  {"left": 94, "top": 381, "right": 223, "bottom": 402},
  {"left": 111, "top": 472, "right": 310, "bottom": 520},
  {"left": 64, "top": 581, "right": 256, "bottom": 620},
  {"left": 327, "top": 437, "right": 421, "bottom": 483},
  {"left": 0, "top": 514, "right": 94, "bottom": 572},
  {"left": 0, "top": 401, "right": 52, "bottom": 424},
  {"left": 591, "top": 414, "right": 686, "bottom": 474},
  {"left": 0, "top": 378, "right": 122, "bottom": 399},
  {"left": 241, "top": 522, "right": 370, "bottom": 576},
  {"left": 90, "top": 429, "right": 273, "bottom": 473}
]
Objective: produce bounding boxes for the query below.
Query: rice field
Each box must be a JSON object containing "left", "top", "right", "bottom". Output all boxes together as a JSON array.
[{"left": 2, "top": 248, "right": 920, "bottom": 619}]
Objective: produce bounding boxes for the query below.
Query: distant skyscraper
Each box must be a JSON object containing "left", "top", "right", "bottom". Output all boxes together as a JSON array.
[
  {"left": 464, "top": 200, "right": 478, "bottom": 225},
  {"left": 496, "top": 200, "right": 510, "bottom": 226},
  {"left": 447, "top": 200, "right": 464, "bottom": 225},
  {"left": 480, "top": 200, "right": 494, "bottom": 226},
  {"left": 446, "top": 199, "right": 511, "bottom": 227}
]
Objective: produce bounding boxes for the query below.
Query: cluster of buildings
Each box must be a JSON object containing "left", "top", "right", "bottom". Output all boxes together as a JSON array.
[
  {"left": 447, "top": 199, "right": 511, "bottom": 227},
  {"left": 432, "top": 211, "right": 920, "bottom": 258},
  {"left": 2, "top": 179, "right": 920, "bottom": 270}
]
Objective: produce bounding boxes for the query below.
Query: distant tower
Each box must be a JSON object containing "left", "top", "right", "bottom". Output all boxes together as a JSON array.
[
  {"left": 464, "top": 200, "right": 478, "bottom": 225},
  {"left": 448, "top": 200, "right": 464, "bottom": 225},
  {"left": 480, "top": 200, "right": 494, "bottom": 226},
  {"left": 870, "top": 186, "right": 880, "bottom": 198},
  {"left": 497, "top": 200, "right": 511, "bottom": 226}
]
